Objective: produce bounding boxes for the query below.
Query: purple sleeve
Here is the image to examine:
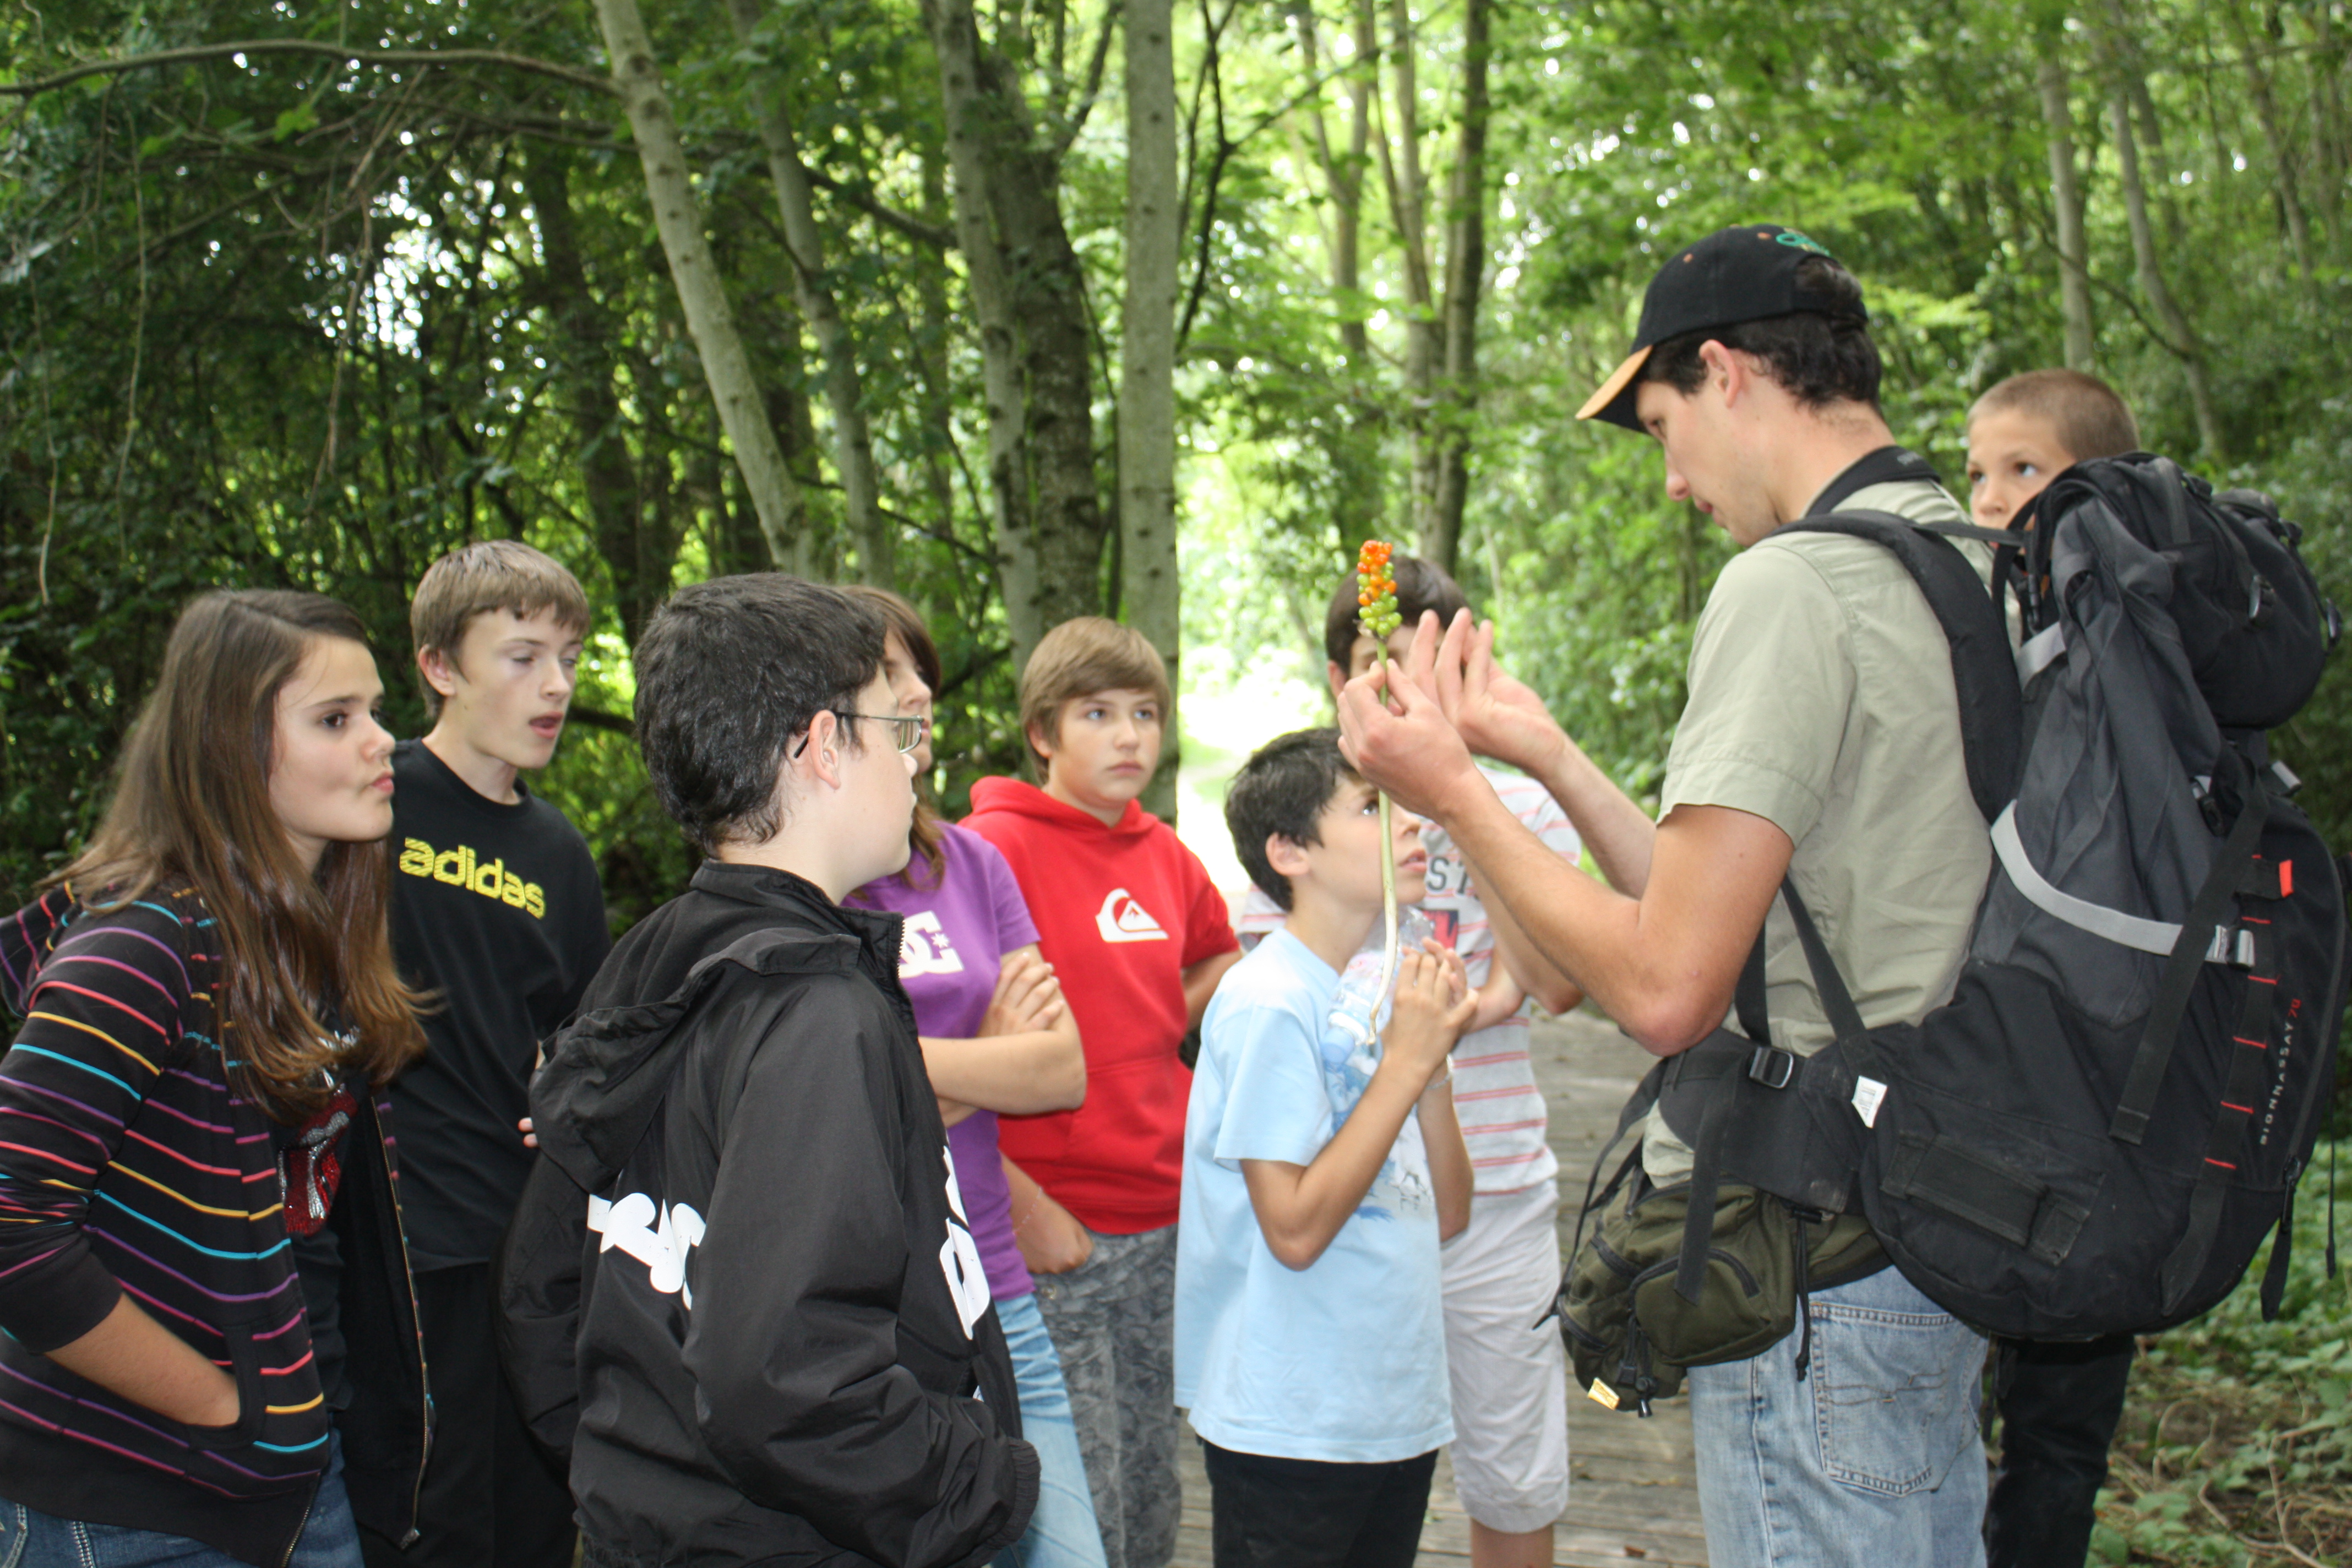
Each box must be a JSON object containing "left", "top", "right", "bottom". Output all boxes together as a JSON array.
[{"left": 974, "top": 834, "right": 1041, "bottom": 955}]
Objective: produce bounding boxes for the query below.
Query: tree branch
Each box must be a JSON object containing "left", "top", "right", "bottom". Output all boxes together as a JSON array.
[
  {"left": 1051, "top": 0, "right": 1121, "bottom": 160},
  {"left": 0, "top": 39, "right": 618, "bottom": 101},
  {"left": 801, "top": 168, "right": 959, "bottom": 250}
]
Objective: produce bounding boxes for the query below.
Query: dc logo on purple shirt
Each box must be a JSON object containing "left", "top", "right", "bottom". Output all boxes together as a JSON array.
[{"left": 899, "top": 911, "right": 966, "bottom": 978}]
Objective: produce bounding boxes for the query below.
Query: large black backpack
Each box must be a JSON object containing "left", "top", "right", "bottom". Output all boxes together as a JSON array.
[{"left": 1654, "top": 454, "right": 2344, "bottom": 1341}]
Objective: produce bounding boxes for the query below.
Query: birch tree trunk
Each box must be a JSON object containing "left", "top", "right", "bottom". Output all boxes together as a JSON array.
[
  {"left": 722, "top": 0, "right": 891, "bottom": 587},
  {"left": 2222, "top": 1, "right": 2320, "bottom": 275},
  {"left": 2304, "top": 1, "right": 2348, "bottom": 254},
  {"left": 1121, "top": 0, "right": 1182, "bottom": 819},
  {"left": 2037, "top": 47, "right": 2097, "bottom": 371},
  {"left": 521, "top": 148, "right": 662, "bottom": 644},
  {"left": 1423, "top": 0, "right": 1489, "bottom": 578},
  {"left": 2110, "top": 86, "right": 2224, "bottom": 458},
  {"left": 921, "top": 0, "right": 1108, "bottom": 669},
  {"left": 590, "top": 0, "right": 803, "bottom": 567},
  {"left": 1377, "top": 0, "right": 1442, "bottom": 535},
  {"left": 1290, "top": 3, "right": 1373, "bottom": 362}
]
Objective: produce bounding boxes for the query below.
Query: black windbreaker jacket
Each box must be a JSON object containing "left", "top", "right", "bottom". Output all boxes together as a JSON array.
[{"left": 498, "top": 862, "right": 1036, "bottom": 1567}]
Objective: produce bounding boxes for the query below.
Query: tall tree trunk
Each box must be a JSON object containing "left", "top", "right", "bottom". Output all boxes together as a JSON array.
[
  {"left": 591, "top": 0, "right": 803, "bottom": 566},
  {"left": 2306, "top": 0, "right": 2348, "bottom": 253},
  {"left": 1291, "top": 1, "right": 1372, "bottom": 362},
  {"left": 922, "top": 0, "right": 1108, "bottom": 670},
  {"left": 2220, "top": 1, "right": 2318, "bottom": 275},
  {"left": 2036, "top": 47, "right": 2097, "bottom": 370},
  {"left": 928, "top": 0, "right": 1042, "bottom": 658},
  {"left": 1121, "top": 0, "right": 1181, "bottom": 819},
  {"left": 521, "top": 148, "right": 666, "bottom": 644},
  {"left": 914, "top": 152, "right": 962, "bottom": 538},
  {"left": 1376, "top": 0, "right": 1441, "bottom": 536},
  {"left": 2108, "top": 0, "right": 2186, "bottom": 249},
  {"left": 722, "top": 0, "right": 892, "bottom": 587},
  {"left": 1423, "top": 0, "right": 1490, "bottom": 577},
  {"left": 2110, "top": 87, "right": 2224, "bottom": 458}
]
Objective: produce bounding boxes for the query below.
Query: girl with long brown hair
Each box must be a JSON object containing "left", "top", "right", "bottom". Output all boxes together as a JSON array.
[{"left": 0, "top": 590, "right": 431, "bottom": 1568}]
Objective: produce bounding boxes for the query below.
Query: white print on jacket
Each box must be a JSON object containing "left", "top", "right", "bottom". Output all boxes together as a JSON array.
[
  {"left": 899, "top": 910, "right": 966, "bottom": 978},
  {"left": 1095, "top": 888, "right": 1169, "bottom": 944},
  {"left": 589, "top": 1193, "right": 706, "bottom": 1309},
  {"left": 940, "top": 1146, "right": 993, "bottom": 1337}
]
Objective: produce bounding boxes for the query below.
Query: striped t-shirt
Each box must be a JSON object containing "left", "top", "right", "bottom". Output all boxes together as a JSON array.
[{"left": 1234, "top": 766, "right": 1581, "bottom": 1196}]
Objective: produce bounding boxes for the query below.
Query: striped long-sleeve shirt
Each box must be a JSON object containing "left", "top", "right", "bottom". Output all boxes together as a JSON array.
[{"left": 0, "top": 884, "right": 427, "bottom": 1565}]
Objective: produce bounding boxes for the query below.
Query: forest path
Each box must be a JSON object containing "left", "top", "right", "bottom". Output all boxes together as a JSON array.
[{"left": 1170, "top": 1008, "right": 1709, "bottom": 1566}]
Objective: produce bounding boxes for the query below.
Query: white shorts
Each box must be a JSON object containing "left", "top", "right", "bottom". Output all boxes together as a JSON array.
[{"left": 1440, "top": 1179, "right": 1570, "bottom": 1533}]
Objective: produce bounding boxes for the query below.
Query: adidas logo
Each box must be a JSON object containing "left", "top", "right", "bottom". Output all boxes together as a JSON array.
[
  {"left": 1096, "top": 888, "right": 1169, "bottom": 944},
  {"left": 396, "top": 838, "right": 547, "bottom": 919}
]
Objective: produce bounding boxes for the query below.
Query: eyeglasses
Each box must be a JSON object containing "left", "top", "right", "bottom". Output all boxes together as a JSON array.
[{"left": 837, "top": 712, "right": 931, "bottom": 754}]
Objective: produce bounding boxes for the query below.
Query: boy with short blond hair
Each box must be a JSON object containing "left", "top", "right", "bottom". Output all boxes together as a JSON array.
[
  {"left": 364, "top": 540, "right": 609, "bottom": 1568},
  {"left": 1964, "top": 370, "right": 2143, "bottom": 1568},
  {"left": 1179, "top": 728, "right": 1474, "bottom": 1568},
  {"left": 965, "top": 616, "right": 1242, "bottom": 1568},
  {"left": 1015, "top": 615, "right": 1176, "bottom": 774},
  {"left": 1965, "top": 367, "right": 2141, "bottom": 531}
]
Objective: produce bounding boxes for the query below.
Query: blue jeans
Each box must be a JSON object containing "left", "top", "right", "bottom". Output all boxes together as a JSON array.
[
  {"left": 995, "top": 1291, "right": 1109, "bottom": 1568},
  {"left": 1687, "top": 1267, "right": 1989, "bottom": 1568},
  {"left": 0, "top": 1429, "right": 360, "bottom": 1568}
]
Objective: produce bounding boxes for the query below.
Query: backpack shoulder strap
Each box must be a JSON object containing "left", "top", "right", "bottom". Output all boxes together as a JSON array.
[
  {"left": 1805, "top": 445, "right": 1945, "bottom": 515},
  {"left": 1777, "top": 509, "right": 2024, "bottom": 826}
]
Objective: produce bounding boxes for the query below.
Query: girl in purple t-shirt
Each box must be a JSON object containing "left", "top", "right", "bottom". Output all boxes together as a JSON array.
[{"left": 845, "top": 589, "right": 1108, "bottom": 1568}]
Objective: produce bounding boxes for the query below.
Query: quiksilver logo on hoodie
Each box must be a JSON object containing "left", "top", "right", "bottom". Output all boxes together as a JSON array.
[{"left": 1095, "top": 889, "right": 1169, "bottom": 944}]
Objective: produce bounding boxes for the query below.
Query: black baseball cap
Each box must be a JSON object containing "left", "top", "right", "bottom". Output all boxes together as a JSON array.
[{"left": 1576, "top": 224, "right": 1866, "bottom": 430}]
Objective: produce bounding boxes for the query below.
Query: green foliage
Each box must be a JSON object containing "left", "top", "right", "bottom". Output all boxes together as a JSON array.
[
  {"left": 5, "top": 0, "right": 2351, "bottom": 962},
  {"left": 2090, "top": 1142, "right": 2352, "bottom": 1566}
]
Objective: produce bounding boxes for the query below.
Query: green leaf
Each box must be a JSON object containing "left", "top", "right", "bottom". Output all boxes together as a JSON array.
[{"left": 273, "top": 104, "right": 319, "bottom": 141}]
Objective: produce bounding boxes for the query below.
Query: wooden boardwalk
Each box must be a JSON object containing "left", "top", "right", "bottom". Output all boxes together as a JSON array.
[{"left": 1171, "top": 1010, "right": 1708, "bottom": 1566}]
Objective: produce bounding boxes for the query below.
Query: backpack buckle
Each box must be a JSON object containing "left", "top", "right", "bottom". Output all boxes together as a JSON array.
[
  {"left": 1747, "top": 1046, "right": 1798, "bottom": 1089},
  {"left": 2204, "top": 925, "right": 2257, "bottom": 968}
]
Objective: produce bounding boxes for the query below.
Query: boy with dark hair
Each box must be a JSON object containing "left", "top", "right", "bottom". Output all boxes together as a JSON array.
[
  {"left": 499, "top": 574, "right": 1037, "bottom": 1567},
  {"left": 1965, "top": 369, "right": 2143, "bottom": 1568},
  {"left": 1180, "top": 728, "right": 1474, "bottom": 1568},
  {"left": 1342, "top": 225, "right": 1997, "bottom": 1566},
  {"left": 965, "top": 616, "right": 1243, "bottom": 1568},
  {"left": 368, "top": 539, "right": 607, "bottom": 1568},
  {"left": 1241, "top": 556, "right": 1581, "bottom": 1568}
]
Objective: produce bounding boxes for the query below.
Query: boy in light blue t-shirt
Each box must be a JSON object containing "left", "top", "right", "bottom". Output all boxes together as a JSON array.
[{"left": 1175, "top": 728, "right": 1475, "bottom": 1568}]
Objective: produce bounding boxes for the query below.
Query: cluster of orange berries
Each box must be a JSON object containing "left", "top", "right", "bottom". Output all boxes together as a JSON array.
[{"left": 1357, "top": 540, "right": 1401, "bottom": 641}]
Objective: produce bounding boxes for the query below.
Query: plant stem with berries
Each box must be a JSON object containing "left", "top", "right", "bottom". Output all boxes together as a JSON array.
[{"left": 1358, "top": 541, "right": 1403, "bottom": 999}]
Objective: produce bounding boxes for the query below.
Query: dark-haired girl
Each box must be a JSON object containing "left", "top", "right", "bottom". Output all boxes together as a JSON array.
[
  {"left": 842, "top": 588, "right": 1108, "bottom": 1568},
  {"left": 0, "top": 590, "right": 430, "bottom": 1568}
]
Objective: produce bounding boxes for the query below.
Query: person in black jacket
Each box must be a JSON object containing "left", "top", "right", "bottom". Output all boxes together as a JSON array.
[{"left": 498, "top": 574, "right": 1038, "bottom": 1568}]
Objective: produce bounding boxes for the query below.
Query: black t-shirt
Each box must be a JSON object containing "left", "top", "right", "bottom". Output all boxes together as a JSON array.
[
  {"left": 273, "top": 1061, "right": 359, "bottom": 1411},
  {"left": 387, "top": 739, "right": 609, "bottom": 1268}
]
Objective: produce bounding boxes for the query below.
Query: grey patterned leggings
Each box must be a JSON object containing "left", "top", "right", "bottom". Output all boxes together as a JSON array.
[{"left": 1028, "top": 1223, "right": 1178, "bottom": 1568}]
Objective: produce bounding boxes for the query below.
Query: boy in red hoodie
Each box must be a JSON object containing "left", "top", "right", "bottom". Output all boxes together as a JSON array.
[{"left": 965, "top": 617, "right": 1243, "bottom": 1568}]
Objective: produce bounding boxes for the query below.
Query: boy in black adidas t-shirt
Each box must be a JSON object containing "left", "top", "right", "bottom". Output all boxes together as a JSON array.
[{"left": 364, "top": 541, "right": 609, "bottom": 1568}]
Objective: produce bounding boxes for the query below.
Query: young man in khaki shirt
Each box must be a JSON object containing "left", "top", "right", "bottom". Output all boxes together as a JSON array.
[{"left": 1338, "top": 225, "right": 1992, "bottom": 1568}]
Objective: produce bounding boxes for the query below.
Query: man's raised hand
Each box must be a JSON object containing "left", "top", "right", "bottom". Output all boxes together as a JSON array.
[
  {"left": 1333, "top": 612, "right": 1481, "bottom": 819},
  {"left": 1431, "top": 611, "right": 1569, "bottom": 775}
]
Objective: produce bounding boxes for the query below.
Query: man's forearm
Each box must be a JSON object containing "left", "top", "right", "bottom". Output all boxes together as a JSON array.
[
  {"left": 1425, "top": 773, "right": 1743, "bottom": 1052},
  {"left": 1523, "top": 734, "right": 1658, "bottom": 896},
  {"left": 1466, "top": 848, "right": 1582, "bottom": 1014}
]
